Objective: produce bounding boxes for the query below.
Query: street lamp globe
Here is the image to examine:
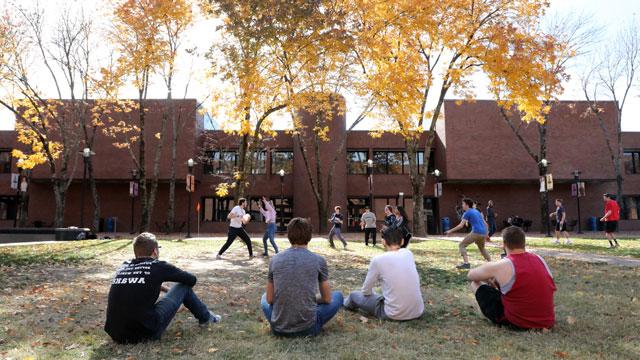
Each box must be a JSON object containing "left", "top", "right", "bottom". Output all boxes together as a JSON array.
[
  {"left": 187, "top": 158, "right": 194, "bottom": 168},
  {"left": 367, "top": 159, "right": 373, "bottom": 167},
  {"left": 83, "top": 147, "right": 91, "bottom": 158},
  {"left": 540, "top": 158, "right": 548, "bottom": 167},
  {"left": 278, "top": 169, "right": 285, "bottom": 177},
  {"left": 433, "top": 169, "right": 441, "bottom": 177}
]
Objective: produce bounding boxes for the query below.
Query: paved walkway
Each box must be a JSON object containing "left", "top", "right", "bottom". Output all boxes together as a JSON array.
[{"left": 418, "top": 236, "right": 640, "bottom": 267}]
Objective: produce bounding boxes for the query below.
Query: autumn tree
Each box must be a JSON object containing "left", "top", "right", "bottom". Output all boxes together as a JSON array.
[
  {"left": 492, "top": 13, "right": 594, "bottom": 233},
  {"left": 582, "top": 19, "right": 640, "bottom": 202},
  {"left": 105, "top": 0, "right": 192, "bottom": 231},
  {"left": 200, "top": 0, "right": 289, "bottom": 200},
  {"left": 350, "top": 0, "right": 553, "bottom": 236},
  {"left": 0, "top": 4, "right": 106, "bottom": 228}
]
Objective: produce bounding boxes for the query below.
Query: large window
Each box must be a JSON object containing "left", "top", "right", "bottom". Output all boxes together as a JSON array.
[
  {"left": 273, "top": 197, "right": 294, "bottom": 231},
  {"left": 374, "top": 150, "right": 427, "bottom": 174},
  {"left": 0, "top": 150, "right": 11, "bottom": 173},
  {"left": 347, "top": 150, "right": 368, "bottom": 174},
  {"left": 251, "top": 151, "right": 267, "bottom": 174},
  {"left": 203, "top": 150, "right": 237, "bottom": 175},
  {"left": 622, "top": 196, "right": 640, "bottom": 220},
  {"left": 271, "top": 150, "right": 293, "bottom": 175},
  {"left": 624, "top": 151, "right": 640, "bottom": 174},
  {"left": 0, "top": 196, "right": 17, "bottom": 220}
]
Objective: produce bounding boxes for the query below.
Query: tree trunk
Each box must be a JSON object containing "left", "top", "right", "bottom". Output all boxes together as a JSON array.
[
  {"left": 53, "top": 180, "right": 66, "bottom": 227},
  {"left": 407, "top": 138, "right": 426, "bottom": 236},
  {"left": 167, "top": 105, "right": 179, "bottom": 232},
  {"left": 139, "top": 95, "right": 149, "bottom": 232},
  {"left": 87, "top": 158, "right": 100, "bottom": 231},
  {"left": 615, "top": 109, "right": 623, "bottom": 201},
  {"left": 538, "top": 123, "right": 550, "bottom": 235},
  {"left": 147, "top": 104, "right": 168, "bottom": 229}
]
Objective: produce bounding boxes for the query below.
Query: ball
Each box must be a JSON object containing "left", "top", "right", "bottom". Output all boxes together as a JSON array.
[{"left": 242, "top": 214, "right": 251, "bottom": 224}]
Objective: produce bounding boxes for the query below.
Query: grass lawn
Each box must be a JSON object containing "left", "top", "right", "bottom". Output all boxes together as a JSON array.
[
  {"left": 517, "top": 236, "right": 640, "bottom": 258},
  {"left": 0, "top": 237, "right": 638, "bottom": 359}
]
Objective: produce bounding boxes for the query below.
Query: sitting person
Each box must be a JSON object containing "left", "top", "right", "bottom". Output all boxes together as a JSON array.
[
  {"left": 261, "top": 217, "right": 343, "bottom": 336},
  {"left": 344, "top": 228, "right": 424, "bottom": 320},
  {"left": 104, "top": 232, "right": 220, "bottom": 344},
  {"left": 468, "top": 226, "right": 556, "bottom": 330}
]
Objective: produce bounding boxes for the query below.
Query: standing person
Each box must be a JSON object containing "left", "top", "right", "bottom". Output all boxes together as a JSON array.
[
  {"left": 445, "top": 198, "right": 491, "bottom": 269},
  {"left": 549, "top": 199, "right": 571, "bottom": 245},
  {"left": 328, "top": 206, "right": 347, "bottom": 249},
  {"left": 601, "top": 193, "right": 620, "bottom": 248},
  {"left": 467, "top": 226, "right": 556, "bottom": 330},
  {"left": 392, "top": 206, "right": 412, "bottom": 248},
  {"left": 259, "top": 196, "right": 279, "bottom": 257},
  {"left": 382, "top": 205, "right": 396, "bottom": 231},
  {"left": 216, "top": 198, "right": 253, "bottom": 259},
  {"left": 105, "top": 233, "right": 221, "bottom": 344},
  {"left": 486, "top": 200, "right": 497, "bottom": 238},
  {"left": 261, "top": 217, "right": 343, "bottom": 336},
  {"left": 344, "top": 228, "right": 424, "bottom": 320},
  {"left": 360, "top": 207, "right": 377, "bottom": 246}
]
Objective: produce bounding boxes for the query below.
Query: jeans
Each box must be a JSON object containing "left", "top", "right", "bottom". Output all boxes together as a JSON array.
[
  {"left": 262, "top": 223, "right": 279, "bottom": 255},
  {"left": 152, "top": 283, "right": 211, "bottom": 339},
  {"left": 364, "top": 228, "right": 377, "bottom": 246},
  {"left": 344, "top": 290, "right": 387, "bottom": 319},
  {"left": 488, "top": 219, "right": 497, "bottom": 237},
  {"left": 328, "top": 226, "right": 347, "bottom": 248},
  {"left": 260, "top": 291, "right": 344, "bottom": 337},
  {"left": 218, "top": 226, "right": 253, "bottom": 257}
]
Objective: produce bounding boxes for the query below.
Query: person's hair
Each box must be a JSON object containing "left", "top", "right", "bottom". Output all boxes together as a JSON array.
[
  {"left": 287, "top": 217, "right": 312, "bottom": 245},
  {"left": 604, "top": 193, "right": 616, "bottom": 200},
  {"left": 488, "top": 200, "right": 494, "bottom": 207},
  {"left": 462, "top": 198, "right": 474, "bottom": 208},
  {"left": 396, "top": 206, "right": 409, "bottom": 220},
  {"left": 133, "top": 232, "right": 159, "bottom": 257},
  {"left": 502, "top": 226, "right": 526, "bottom": 250},
  {"left": 364, "top": 206, "right": 370, "bottom": 211},
  {"left": 335, "top": 205, "right": 341, "bottom": 211},
  {"left": 238, "top": 198, "right": 246, "bottom": 206},
  {"left": 382, "top": 227, "right": 403, "bottom": 246},
  {"left": 385, "top": 205, "right": 393, "bottom": 212},
  {"left": 555, "top": 198, "right": 563, "bottom": 204}
]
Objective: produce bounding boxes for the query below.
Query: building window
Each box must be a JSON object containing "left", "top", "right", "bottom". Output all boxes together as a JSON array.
[
  {"left": 0, "top": 196, "right": 17, "bottom": 220},
  {"left": 347, "top": 150, "right": 368, "bottom": 174},
  {"left": 203, "top": 150, "right": 238, "bottom": 175},
  {"left": 251, "top": 151, "right": 267, "bottom": 175},
  {"left": 373, "top": 150, "right": 427, "bottom": 174},
  {"left": 624, "top": 151, "right": 640, "bottom": 174},
  {"left": 273, "top": 197, "right": 293, "bottom": 231},
  {"left": 202, "top": 197, "right": 235, "bottom": 221},
  {"left": 0, "top": 149, "right": 11, "bottom": 173},
  {"left": 622, "top": 196, "right": 640, "bottom": 220},
  {"left": 272, "top": 150, "right": 293, "bottom": 174}
]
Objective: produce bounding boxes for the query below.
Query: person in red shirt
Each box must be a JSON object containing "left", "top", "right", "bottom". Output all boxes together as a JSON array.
[
  {"left": 467, "top": 226, "right": 556, "bottom": 330},
  {"left": 601, "top": 193, "right": 620, "bottom": 248}
]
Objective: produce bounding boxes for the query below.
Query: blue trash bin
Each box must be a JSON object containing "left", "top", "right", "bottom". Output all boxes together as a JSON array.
[
  {"left": 105, "top": 217, "right": 114, "bottom": 233},
  {"left": 588, "top": 216, "right": 598, "bottom": 232},
  {"left": 441, "top": 217, "right": 451, "bottom": 233}
]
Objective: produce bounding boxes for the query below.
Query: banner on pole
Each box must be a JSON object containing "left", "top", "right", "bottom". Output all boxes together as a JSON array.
[
  {"left": 129, "top": 181, "right": 139, "bottom": 197},
  {"left": 571, "top": 182, "right": 586, "bottom": 197},
  {"left": 10, "top": 173, "right": 19, "bottom": 190},
  {"left": 186, "top": 174, "right": 195, "bottom": 192},
  {"left": 434, "top": 182, "right": 443, "bottom": 198}
]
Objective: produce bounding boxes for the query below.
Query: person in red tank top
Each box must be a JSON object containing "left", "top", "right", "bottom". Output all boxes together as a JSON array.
[
  {"left": 600, "top": 194, "right": 620, "bottom": 248},
  {"left": 467, "top": 226, "right": 556, "bottom": 329}
]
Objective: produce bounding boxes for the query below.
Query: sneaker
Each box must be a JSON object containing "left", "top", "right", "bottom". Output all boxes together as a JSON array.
[
  {"left": 608, "top": 245, "right": 616, "bottom": 249},
  {"left": 614, "top": 243, "right": 620, "bottom": 248},
  {"left": 262, "top": 253, "right": 269, "bottom": 257},
  {"left": 199, "top": 311, "right": 222, "bottom": 327},
  {"left": 455, "top": 263, "right": 470, "bottom": 270},
  {"left": 216, "top": 254, "right": 223, "bottom": 260},
  {"left": 565, "top": 240, "right": 572, "bottom": 245},
  {"left": 553, "top": 240, "right": 560, "bottom": 245}
]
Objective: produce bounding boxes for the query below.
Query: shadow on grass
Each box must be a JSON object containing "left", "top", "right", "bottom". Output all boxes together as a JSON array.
[{"left": 0, "top": 240, "right": 132, "bottom": 267}]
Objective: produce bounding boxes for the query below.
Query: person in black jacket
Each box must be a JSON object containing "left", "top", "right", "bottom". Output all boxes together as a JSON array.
[
  {"left": 382, "top": 205, "right": 397, "bottom": 231},
  {"left": 391, "top": 206, "right": 412, "bottom": 248},
  {"left": 105, "top": 233, "right": 221, "bottom": 344}
]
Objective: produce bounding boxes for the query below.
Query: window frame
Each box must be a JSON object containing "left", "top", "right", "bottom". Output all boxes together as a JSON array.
[
  {"left": 0, "top": 149, "right": 12, "bottom": 174},
  {"left": 271, "top": 150, "right": 294, "bottom": 175},
  {"left": 347, "top": 150, "right": 369, "bottom": 175}
]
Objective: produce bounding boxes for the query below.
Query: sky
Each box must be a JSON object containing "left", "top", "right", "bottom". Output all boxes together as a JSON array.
[{"left": 0, "top": 0, "right": 639, "bottom": 131}]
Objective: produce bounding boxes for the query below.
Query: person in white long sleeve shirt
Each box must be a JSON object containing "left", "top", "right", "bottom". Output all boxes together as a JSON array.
[
  {"left": 343, "top": 228, "right": 424, "bottom": 320},
  {"left": 259, "top": 196, "right": 279, "bottom": 256}
]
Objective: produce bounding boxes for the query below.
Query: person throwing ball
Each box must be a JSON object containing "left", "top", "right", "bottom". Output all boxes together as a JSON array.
[
  {"left": 216, "top": 198, "right": 254, "bottom": 259},
  {"left": 446, "top": 198, "right": 491, "bottom": 269}
]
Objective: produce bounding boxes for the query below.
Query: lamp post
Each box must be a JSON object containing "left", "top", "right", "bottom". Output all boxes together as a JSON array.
[
  {"left": 367, "top": 159, "right": 374, "bottom": 209},
  {"left": 539, "top": 158, "right": 551, "bottom": 237},
  {"left": 573, "top": 170, "right": 583, "bottom": 234},
  {"left": 186, "top": 158, "right": 195, "bottom": 238},
  {"left": 130, "top": 169, "right": 138, "bottom": 234},
  {"left": 80, "top": 147, "right": 94, "bottom": 229},
  {"left": 278, "top": 169, "right": 285, "bottom": 232},
  {"left": 398, "top": 192, "right": 404, "bottom": 208}
]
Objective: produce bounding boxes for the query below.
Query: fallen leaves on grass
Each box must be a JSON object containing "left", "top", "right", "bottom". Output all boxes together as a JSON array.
[
  {"left": 553, "top": 351, "right": 569, "bottom": 358},
  {"left": 566, "top": 316, "right": 577, "bottom": 325}
]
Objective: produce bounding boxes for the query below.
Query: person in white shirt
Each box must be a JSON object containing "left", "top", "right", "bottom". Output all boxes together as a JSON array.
[
  {"left": 216, "top": 198, "right": 253, "bottom": 259},
  {"left": 360, "top": 207, "right": 377, "bottom": 246},
  {"left": 343, "top": 228, "right": 424, "bottom": 320},
  {"left": 259, "top": 196, "right": 279, "bottom": 256}
]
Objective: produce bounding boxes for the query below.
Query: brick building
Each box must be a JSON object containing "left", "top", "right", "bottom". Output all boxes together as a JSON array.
[{"left": 0, "top": 98, "right": 637, "bottom": 234}]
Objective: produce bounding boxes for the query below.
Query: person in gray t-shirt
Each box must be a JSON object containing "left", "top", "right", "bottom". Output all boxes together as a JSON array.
[
  {"left": 360, "top": 207, "right": 377, "bottom": 246},
  {"left": 261, "top": 217, "right": 343, "bottom": 336}
]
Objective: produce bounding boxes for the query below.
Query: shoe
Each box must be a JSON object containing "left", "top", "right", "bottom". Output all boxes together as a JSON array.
[
  {"left": 455, "top": 263, "right": 470, "bottom": 270},
  {"left": 608, "top": 245, "right": 616, "bottom": 249},
  {"left": 553, "top": 240, "right": 560, "bottom": 245},
  {"left": 262, "top": 253, "right": 269, "bottom": 257},
  {"left": 614, "top": 243, "right": 620, "bottom": 248},
  {"left": 216, "top": 254, "right": 223, "bottom": 260},
  {"left": 199, "top": 311, "right": 222, "bottom": 327},
  {"left": 565, "top": 240, "right": 572, "bottom": 245}
]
